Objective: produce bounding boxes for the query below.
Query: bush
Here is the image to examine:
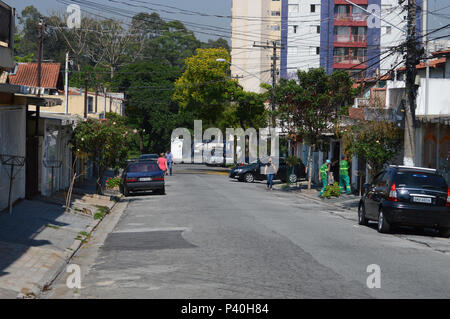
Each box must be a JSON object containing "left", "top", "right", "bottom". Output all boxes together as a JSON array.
[
  {"left": 322, "top": 182, "right": 341, "bottom": 198},
  {"left": 106, "top": 176, "right": 121, "bottom": 189}
]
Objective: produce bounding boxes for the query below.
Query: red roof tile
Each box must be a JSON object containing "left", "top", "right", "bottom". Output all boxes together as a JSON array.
[
  {"left": 432, "top": 49, "right": 450, "bottom": 56},
  {"left": 397, "top": 57, "right": 446, "bottom": 71},
  {"left": 9, "top": 63, "right": 61, "bottom": 89}
]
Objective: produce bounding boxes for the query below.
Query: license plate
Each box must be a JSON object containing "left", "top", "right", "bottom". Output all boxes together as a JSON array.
[
  {"left": 413, "top": 197, "right": 432, "bottom": 204},
  {"left": 139, "top": 177, "right": 152, "bottom": 182}
]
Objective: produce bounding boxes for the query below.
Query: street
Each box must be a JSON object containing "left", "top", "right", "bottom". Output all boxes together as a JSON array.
[{"left": 46, "top": 165, "right": 450, "bottom": 299}]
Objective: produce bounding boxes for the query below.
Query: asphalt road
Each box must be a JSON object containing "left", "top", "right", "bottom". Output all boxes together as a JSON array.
[{"left": 48, "top": 164, "right": 450, "bottom": 299}]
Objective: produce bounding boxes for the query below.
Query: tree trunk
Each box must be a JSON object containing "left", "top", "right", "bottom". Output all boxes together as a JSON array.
[
  {"left": 307, "top": 144, "right": 315, "bottom": 190},
  {"left": 139, "top": 131, "right": 144, "bottom": 154},
  {"left": 96, "top": 166, "right": 105, "bottom": 195}
]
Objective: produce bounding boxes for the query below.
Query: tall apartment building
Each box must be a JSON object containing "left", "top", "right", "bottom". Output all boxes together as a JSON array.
[
  {"left": 281, "top": 1, "right": 322, "bottom": 79},
  {"left": 232, "top": 0, "right": 425, "bottom": 89},
  {"left": 231, "top": 0, "right": 282, "bottom": 93}
]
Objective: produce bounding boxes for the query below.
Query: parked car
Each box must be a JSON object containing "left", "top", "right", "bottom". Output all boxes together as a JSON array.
[
  {"left": 119, "top": 162, "right": 165, "bottom": 196},
  {"left": 139, "top": 153, "right": 159, "bottom": 162},
  {"left": 358, "top": 166, "right": 450, "bottom": 236},
  {"left": 229, "top": 157, "right": 306, "bottom": 183}
]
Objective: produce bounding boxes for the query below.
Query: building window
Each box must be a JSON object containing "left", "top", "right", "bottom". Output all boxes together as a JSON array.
[
  {"left": 316, "top": 47, "right": 320, "bottom": 55},
  {"left": 271, "top": 11, "right": 281, "bottom": 16},
  {"left": 292, "top": 25, "right": 298, "bottom": 33},
  {"left": 386, "top": 26, "right": 392, "bottom": 34},
  {"left": 88, "top": 96, "right": 93, "bottom": 113},
  {"left": 271, "top": 25, "right": 281, "bottom": 31},
  {"left": 317, "top": 26, "right": 320, "bottom": 33},
  {"left": 311, "top": 4, "right": 316, "bottom": 13}
]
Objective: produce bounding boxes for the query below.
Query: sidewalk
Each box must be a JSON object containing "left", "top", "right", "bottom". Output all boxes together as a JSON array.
[
  {"left": 0, "top": 191, "right": 118, "bottom": 298},
  {"left": 273, "top": 181, "right": 361, "bottom": 212}
]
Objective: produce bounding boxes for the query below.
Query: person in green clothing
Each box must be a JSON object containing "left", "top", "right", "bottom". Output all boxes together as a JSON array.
[
  {"left": 318, "top": 159, "right": 331, "bottom": 197},
  {"left": 339, "top": 155, "right": 351, "bottom": 195}
]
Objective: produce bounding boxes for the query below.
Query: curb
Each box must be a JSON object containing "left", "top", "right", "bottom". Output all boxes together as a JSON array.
[
  {"left": 17, "top": 197, "right": 122, "bottom": 299},
  {"left": 274, "top": 184, "right": 359, "bottom": 212}
]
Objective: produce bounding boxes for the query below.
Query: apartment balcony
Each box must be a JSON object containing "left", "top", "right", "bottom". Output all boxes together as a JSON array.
[
  {"left": 334, "top": 13, "right": 368, "bottom": 27},
  {"left": 334, "top": 0, "right": 368, "bottom": 5},
  {"left": 334, "top": 34, "right": 367, "bottom": 47},
  {"left": 333, "top": 55, "right": 366, "bottom": 69}
]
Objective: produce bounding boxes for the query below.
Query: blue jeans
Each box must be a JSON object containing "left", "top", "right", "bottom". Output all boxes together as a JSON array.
[
  {"left": 266, "top": 174, "right": 274, "bottom": 189},
  {"left": 168, "top": 162, "right": 173, "bottom": 175}
]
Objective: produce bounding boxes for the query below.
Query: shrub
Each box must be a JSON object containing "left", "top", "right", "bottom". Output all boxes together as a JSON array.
[
  {"left": 322, "top": 182, "right": 341, "bottom": 198},
  {"left": 106, "top": 176, "right": 121, "bottom": 189}
]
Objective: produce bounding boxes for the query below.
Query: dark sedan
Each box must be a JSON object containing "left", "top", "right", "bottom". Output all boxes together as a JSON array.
[
  {"left": 229, "top": 157, "right": 306, "bottom": 183},
  {"left": 358, "top": 166, "right": 450, "bottom": 236},
  {"left": 120, "top": 162, "right": 165, "bottom": 196}
]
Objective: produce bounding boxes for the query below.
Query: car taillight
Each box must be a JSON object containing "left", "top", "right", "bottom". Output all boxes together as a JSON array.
[
  {"left": 388, "top": 183, "right": 398, "bottom": 202},
  {"left": 153, "top": 177, "right": 164, "bottom": 181},
  {"left": 126, "top": 178, "right": 137, "bottom": 183},
  {"left": 447, "top": 187, "right": 450, "bottom": 207}
]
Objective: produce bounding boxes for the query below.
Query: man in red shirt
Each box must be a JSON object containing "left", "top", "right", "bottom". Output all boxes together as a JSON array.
[{"left": 157, "top": 153, "right": 168, "bottom": 175}]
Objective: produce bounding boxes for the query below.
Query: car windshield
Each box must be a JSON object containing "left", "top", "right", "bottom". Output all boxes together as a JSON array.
[
  {"left": 128, "top": 163, "right": 161, "bottom": 173},
  {"left": 394, "top": 171, "right": 447, "bottom": 191}
]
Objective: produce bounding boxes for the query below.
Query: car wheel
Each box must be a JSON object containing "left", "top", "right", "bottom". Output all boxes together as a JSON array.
[
  {"left": 377, "top": 209, "right": 391, "bottom": 233},
  {"left": 438, "top": 227, "right": 450, "bottom": 238},
  {"left": 358, "top": 202, "right": 368, "bottom": 226},
  {"left": 288, "top": 173, "right": 297, "bottom": 183},
  {"left": 244, "top": 172, "right": 254, "bottom": 183}
]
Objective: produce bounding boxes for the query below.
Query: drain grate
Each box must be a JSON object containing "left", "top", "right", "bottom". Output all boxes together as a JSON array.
[{"left": 102, "top": 230, "right": 196, "bottom": 251}]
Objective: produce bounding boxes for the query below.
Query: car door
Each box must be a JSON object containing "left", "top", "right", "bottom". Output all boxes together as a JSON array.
[
  {"left": 372, "top": 170, "right": 390, "bottom": 217},
  {"left": 365, "top": 171, "right": 384, "bottom": 218}
]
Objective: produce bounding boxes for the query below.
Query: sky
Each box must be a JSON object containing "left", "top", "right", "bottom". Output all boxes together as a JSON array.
[
  {"left": 10, "top": 0, "right": 450, "bottom": 43},
  {"left": 11, "top": 0, "right": 233, "bottom": 42}
]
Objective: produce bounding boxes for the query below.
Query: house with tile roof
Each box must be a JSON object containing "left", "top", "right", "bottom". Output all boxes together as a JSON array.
[{"left": 8, "top": 62, "right": 125, "bottom": 119}]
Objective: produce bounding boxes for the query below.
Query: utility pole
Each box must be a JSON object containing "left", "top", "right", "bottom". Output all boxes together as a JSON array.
[
  {"left": 36, "top": 19, "right": 43, "bottom": 135},
  {"left": 65, "top": 52, "right": 69, "bottom": 115},
  {"left": 253, "top": 41, "right": 283, "bottom": 127},
  {"left": 84, "top": 72, "right": 88, "bottom": 119},
  {"left": 403, "top": 0, "right": 418, "bottom": 166}
]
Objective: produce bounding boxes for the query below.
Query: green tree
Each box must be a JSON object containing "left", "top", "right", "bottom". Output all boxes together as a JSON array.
[
  {"left": 71, "top": 116, "right": 129, "bottom": 194},
  {"left": 339, "top": 119, "right": 403, "bottom": 178},
  {"left": 111, "top": 60, "right": 182, "bottom": 154},
  {"left": 274, "top": 68, "right": 355, "bottom": 189},
  {"left": 173, "top": 48, "right": 238, "bottom": 127}
]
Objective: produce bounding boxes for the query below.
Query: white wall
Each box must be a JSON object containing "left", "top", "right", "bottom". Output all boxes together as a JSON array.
[
  {"left": 416, "top": 78, "right": 450, "bottom": 116},
  {"left": 0, "top": 107, "right": 26, "bottom": 211},
  {"left": 286, "top": 0, "right": 321, "bottom": 76},
  {"left": 41, "top": 120, "right": 73, "bottom": 196},
  {"left": 379, "top": 0, "right": 407, "bottom": 74}
]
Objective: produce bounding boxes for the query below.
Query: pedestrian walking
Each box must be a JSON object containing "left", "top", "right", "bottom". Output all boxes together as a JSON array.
[
  {"left": 264, "top": 157, "right": 277, "bottom": 190},
  {"left": 318, "top": 159, "right": 331, "bottom": 197},
  {"left": 165, "top": 150, "right": 173, "bottom": 176},
  {"left": 157, "top": 153, "right": 168, "bottom": 175},
  {"left": 339, "top": 155, "right": 351, "bottom": 195}
]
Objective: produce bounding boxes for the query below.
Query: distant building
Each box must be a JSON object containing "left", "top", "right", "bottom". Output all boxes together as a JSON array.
[{"left": 231, "top": 0, "right": 282, "bottom": 93}]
